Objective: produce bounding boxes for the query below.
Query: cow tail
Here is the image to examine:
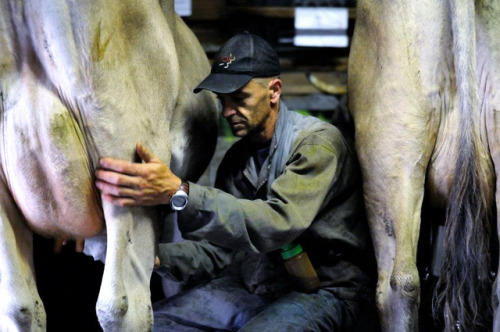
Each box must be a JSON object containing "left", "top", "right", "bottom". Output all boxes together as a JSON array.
[{"left": 433, "top": 0, "right": 495, "bottom": 331}]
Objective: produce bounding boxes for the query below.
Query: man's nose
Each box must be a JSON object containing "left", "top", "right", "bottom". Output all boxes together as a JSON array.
[{"left": 221, "top": 103, "right": 236, "bottom": 118}]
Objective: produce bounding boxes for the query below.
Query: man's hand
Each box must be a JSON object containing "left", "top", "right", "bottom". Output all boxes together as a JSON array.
[{"left": 95, "top": 142, "right": 181, "bottom": 206}]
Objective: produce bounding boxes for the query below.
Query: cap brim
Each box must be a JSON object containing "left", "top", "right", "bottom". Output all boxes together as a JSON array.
[{"left": 193, "top": 73, "right": 252, "bottom": 94}]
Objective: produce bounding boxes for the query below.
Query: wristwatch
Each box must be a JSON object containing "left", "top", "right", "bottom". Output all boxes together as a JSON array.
[{"left": 170, "top": 182, "right": 189, "bottom": 211}]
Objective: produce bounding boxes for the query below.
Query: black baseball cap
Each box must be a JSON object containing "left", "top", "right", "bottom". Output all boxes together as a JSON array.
[{"left": 194, "top": 32, "right": 281, "bottom": 94}]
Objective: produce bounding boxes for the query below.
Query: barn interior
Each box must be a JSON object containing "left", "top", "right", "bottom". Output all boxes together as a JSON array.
[{"left": 30, "top": 1, "right": 498, "bottom": 331}]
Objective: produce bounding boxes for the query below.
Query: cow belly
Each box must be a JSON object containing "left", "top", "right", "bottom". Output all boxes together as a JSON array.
[{"left": 1, "top": 80, "right": 104, "bottom": 239}]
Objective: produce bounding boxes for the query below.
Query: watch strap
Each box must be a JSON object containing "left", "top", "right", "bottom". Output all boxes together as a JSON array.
[
  {"left": 170, "top": 181, "right": 189, "bottom": 199},
  {"left": 179, "top": 182, "right": 189, "bottom": 195}
]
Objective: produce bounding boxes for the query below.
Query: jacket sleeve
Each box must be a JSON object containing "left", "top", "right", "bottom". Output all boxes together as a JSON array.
[
  {"left": 154, "top": 240, "right": 239, "bottom": 286},
  {"left": 177, "top": 131, "right": 350, "bottom": 253}
]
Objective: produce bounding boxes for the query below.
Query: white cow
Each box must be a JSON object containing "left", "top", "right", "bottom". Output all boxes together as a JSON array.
[
  {"left": 0, "top": 0, "right": 218, "bottom": 330},
  {"left": 349, "top": 0, "right": 500, "bottom": 331}
]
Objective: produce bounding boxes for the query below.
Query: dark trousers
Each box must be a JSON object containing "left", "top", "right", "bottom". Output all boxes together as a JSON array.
[{"left": 153, "top": 275, "right": 366, "bottom": 332}]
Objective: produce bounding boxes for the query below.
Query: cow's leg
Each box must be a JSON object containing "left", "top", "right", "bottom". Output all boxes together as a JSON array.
[
  {"left": 349, "top": 18, "right": 437, "bottom": 328},
  {"left": 0, "top": 181, "right": 45, "bottom": 331},
  {"left": 94, "top": 201, "right": 159, "bottom": 332},
  {"left": 349, "top": 2, "right": 453, "bottom": 330},
  {"left": 357, "top": 137, "right": 429, "bottom": 332},
  {"left": 491, "top": 110, "right": 500, "bottom": 331},
  {"left": 476, "top": 1, "right": 500, "bottom": 330},
  {"left": 485, "top": 47, "right": 500, "bottom": 332},
  {"left": 349, "top": 48, "right": 435, "bottom": 332},
  {"left": 488, "top": 110, "right": 500, "bottom": 331},
  {"left": 494, "top": 179, "right": 500, "bottom": 332},
  {"left": 0, "top": 5, "right": 45, "bottom": 329}
]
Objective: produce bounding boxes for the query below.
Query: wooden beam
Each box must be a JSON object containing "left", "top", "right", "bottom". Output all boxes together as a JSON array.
[
  {"left": 281, "top": 71, "right": 347, "bottom": 96},
  {"left": 226, "top": 6, "right": 356, "bottom": 19}
]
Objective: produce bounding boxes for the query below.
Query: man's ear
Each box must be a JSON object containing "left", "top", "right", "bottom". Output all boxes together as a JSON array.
[{"left": 269, "top": 78, "right": 282, "bottom": 105}]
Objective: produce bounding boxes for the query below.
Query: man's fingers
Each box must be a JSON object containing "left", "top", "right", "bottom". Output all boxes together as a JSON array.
[
  {"left": 136, "top": 142, "right": 152, "bottom": 162},
  {"left": 96, "top": 179, "right": 141, "bottom": 197},
  {"left": 99, "top": 157, "right": 147, "bottom": 176},
  {"left": 101, "top": 193, "right": 160, "bottom": 207},
  {"left": 101, "top": 193, "right": 139, "bottom": 206},
  {"left": 95, "top": 169, "right": 142, "bottom": 187},
  {"left": 136, "top": 142, "right": 162, "bottom": 164}
]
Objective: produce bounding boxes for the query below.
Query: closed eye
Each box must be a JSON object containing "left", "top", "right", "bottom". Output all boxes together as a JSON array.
[
  {"left": 232, "top": 97, "right": 246, "bottom": 105},
  {"left": 216, "top": 94, "right": 248, "bottom": 107}
]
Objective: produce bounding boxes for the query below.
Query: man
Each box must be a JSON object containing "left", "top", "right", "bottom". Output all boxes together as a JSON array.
[{"left": 96, "top": 33, "right": 376, "bottom": 331}]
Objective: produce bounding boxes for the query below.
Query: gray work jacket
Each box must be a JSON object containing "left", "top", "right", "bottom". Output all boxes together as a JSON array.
[{"left": 156, "top": 102, "right": 375, "bottom": 302}]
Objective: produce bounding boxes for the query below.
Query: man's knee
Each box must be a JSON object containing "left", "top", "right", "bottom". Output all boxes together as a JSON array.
[{"left": 240, "top": 290, "right": 346, "bottom": 331}]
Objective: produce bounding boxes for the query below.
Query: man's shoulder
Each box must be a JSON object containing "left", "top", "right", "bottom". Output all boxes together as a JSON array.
[
  {"left": 288, "top": 110, "right": 341, "bottom": 136},
  {"left": 289, "top": 113, "right": 345, "bottom": 151}
]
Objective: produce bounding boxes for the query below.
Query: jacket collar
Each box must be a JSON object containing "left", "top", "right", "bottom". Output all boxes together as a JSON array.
[{"left": 242, "top": 101, "right": 298, "bottom": 193}]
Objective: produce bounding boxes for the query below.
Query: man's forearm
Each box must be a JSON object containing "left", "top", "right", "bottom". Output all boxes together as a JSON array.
[{"left": 155, "top": 240, "right": 238, "bottom": 285}]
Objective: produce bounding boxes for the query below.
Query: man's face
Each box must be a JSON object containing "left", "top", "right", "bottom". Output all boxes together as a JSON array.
[{"left": 217, "top": 79, "right": 273, "bottom": 140}]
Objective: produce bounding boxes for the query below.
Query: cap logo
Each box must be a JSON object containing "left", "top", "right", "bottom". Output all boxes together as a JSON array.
[{"left": 218, "top": 53, "right": 236, "bottom": 69}]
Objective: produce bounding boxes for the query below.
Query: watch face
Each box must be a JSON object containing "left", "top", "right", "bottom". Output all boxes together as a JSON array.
[{"left": 171, "top": 195, "right": 188, "bottom": 210}]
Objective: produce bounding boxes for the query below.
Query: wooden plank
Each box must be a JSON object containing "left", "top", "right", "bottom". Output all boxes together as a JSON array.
[
  {"left": 226, "top": 6, "right": 356, "bottom": 19},
  {"left": 190, "top": 0, "right": 226, "bottom": 20},
  {"left": 283, "top": 94, "right": 340, "bottom": 111},
  {"left": 281, "top": 71, "right": 347, "bottom": 96}
]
